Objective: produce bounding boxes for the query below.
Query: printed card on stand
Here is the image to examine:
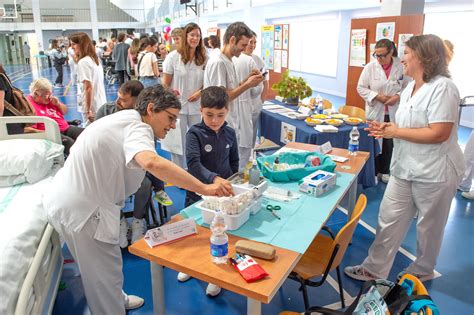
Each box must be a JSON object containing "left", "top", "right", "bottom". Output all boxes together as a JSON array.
[
  {"left": 320, "top": 141, "right": 333, "bottom": 154},
  {"left": 144, "top": 218, "right": 197, "bottom": 248}
]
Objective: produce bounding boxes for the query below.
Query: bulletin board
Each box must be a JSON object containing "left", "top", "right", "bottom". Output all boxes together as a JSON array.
[
  {"left": 261, "top": 24, "right": 290, "bottom": 99},
  {"left": 346, "top": 15, "right": 424, "bottom": 109}
]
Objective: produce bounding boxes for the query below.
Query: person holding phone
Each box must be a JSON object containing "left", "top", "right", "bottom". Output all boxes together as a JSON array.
[{"left": 233, "top": 30, "right": 267, "bottom": 169}]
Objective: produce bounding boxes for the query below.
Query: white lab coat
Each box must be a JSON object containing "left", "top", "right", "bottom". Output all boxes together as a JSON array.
[
  {"left": 361, "top": 75, "right": 465, "bottom": 278},
  {"left": 204, "top": 51, "right": 239, "bottom": 130},
  {"left": 43, "top": 110, "right": 155, "bottom": 313},
  {"left": 357, "top": 57, "right": 409, "bottom": 123}
]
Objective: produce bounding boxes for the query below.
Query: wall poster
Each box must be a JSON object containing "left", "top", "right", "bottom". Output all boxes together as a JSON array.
[
  {"left": 274, "top": 24, "right": 283, "bottom": 49},
  {"left": 283, "top": 24, "right": 289, "bottom": 50},
  {"left": 349, "top": 29, "right": 367, "bottom": 67},
  {"left": 375, "top": 22, "right": 395, "bottom": 41},
  {"left": 281, "top": 50, "right": 288, "bottom": 68},
  {"left": 261, "top": 25, "right": 275, "bottom": 70}
]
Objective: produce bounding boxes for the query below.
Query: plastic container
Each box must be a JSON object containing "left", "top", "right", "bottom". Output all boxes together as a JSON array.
[{"left": 199, "top": 204, "right": 251, "bottom": 230}]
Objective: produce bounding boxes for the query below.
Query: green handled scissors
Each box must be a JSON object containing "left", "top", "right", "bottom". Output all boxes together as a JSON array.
[{"left": 266, "top": 204, "right": 281, "bottom": 220}]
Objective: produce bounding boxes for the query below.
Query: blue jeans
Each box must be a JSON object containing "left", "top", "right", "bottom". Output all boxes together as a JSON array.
[{"left": 139, "top": 76, "right": 159, "bottom": 88}]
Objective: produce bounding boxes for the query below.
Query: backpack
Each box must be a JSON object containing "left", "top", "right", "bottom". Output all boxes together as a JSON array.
[
  {"left": 0, "top": 73, "right": 36, "bottom": 117},
  {"left": 305, "top": 279, "right": 439, "bottom": 315}
]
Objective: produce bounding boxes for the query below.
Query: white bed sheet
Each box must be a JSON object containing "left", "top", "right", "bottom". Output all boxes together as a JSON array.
[{"left": 0, "top": 176, "right": 53, "bottom": 314}]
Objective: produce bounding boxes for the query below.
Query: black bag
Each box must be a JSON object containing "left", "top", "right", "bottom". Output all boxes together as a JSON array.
[{"left": 0, "top": 73, "right": 36, "bottom": 117}]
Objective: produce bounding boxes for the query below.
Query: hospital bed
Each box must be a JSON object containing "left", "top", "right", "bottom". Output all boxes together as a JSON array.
[{"left": 0, "top": 116, "right": 64, "bottom": 315}]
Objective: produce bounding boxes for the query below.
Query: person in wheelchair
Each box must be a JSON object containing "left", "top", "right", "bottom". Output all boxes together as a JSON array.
[{"left": 95, "top": 80, "right": 174, "bottom": 247}]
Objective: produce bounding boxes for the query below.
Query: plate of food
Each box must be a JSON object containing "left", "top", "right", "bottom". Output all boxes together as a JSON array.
[
  {"left": 330, "top": 113, "right": 349, "bottom": 119},
  {"left": 324, "top": 119, "right": 344, "bottom": 126},
  {"left": 344, "top": 117, "right": 364, "bottom": 125},
  {"left": 305, "top": 118, "right": 323, "bottom": 126},
  {"left": 311, "top": 114, "right": 329, "bottom": 120}
]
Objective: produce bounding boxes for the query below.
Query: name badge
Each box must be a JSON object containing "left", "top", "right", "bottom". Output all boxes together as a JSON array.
[{"left": 144, "top": 218, "right": 197, "bottom": 248}]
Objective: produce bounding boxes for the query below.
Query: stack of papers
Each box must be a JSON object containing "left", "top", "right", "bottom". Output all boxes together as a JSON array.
[{"left": 315, "top": 125, "right": 339, "bottom": 133}]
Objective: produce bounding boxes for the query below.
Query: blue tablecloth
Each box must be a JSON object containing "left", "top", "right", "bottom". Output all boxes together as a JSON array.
[
  {"left": 260, "top": 102, "right": 379, "bottom": 187},
  {"left": 181, "top": 172, "right": 355, "bottom": 254}
]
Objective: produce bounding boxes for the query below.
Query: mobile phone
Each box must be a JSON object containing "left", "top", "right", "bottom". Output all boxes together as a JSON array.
[{"left": 261, "top": 70, "right": 268, "bottom": 76}]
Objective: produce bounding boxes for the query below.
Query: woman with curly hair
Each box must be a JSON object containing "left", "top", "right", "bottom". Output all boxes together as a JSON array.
[{"left": 345, "top": 34, "right": 465, "bottom": 282}]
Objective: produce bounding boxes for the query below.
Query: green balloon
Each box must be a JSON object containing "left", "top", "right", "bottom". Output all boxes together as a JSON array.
[{"left": 165, "top": 17, "right": 171, "bottom": 23}]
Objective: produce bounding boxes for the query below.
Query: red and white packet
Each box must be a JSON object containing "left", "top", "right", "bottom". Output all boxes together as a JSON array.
[{"left": 231, "top": 255, "right": 269, "bottom": 282}]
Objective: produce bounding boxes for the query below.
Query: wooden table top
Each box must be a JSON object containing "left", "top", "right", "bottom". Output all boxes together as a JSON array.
[{"left": 129, "top": 216, "right": 301, "bottom": 304}]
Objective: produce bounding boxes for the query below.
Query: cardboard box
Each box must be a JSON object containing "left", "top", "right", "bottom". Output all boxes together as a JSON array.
[{"left": 299, "top": 170, "right": 336, "bottom": 197}]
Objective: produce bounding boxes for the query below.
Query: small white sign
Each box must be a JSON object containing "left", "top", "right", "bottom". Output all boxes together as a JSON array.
[
  {"left": 280, "top": 122, "right": 296, "bottom": 144},
  {"left": 320, "top": 141, "right": 333, "bottom": 154},
  {"left": 327, "top": 154, "right": 349, "bottom": 163},
  {"left": 298, "top": 106, "right": 311, "bottom": 115},
  {"left": 144, "top": 218, "right": 197, "bottom": 248}
]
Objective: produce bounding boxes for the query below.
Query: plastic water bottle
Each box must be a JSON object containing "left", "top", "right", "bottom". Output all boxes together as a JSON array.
[
  {"left": 348, "top": 127, "right": 360, "bottom": 156},
  {"left": 249, "top": 160, "right": 260, "bottom": 186},
  {"left": 315, "top": 94, "right": 324, "bottom": 114},
  {"left": 210, "top": 210, "right": 228, "bottom": 264}
]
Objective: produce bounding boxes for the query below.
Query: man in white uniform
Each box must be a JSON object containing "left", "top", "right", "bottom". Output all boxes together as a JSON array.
[
  {"left": 203, "top": 22, "right": 264, "bottom": 144},
  {"left": 43, "top": 85, "right": 232, "bottom": 314},
  {"left": 233, "top": 31, "right": 269, "bottom": 168}
]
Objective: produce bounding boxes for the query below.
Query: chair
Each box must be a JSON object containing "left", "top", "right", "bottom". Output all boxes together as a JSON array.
[
  {"left": 288, "top": 194, "right": 368, "bottom": 310},
  {"left": 339, "top": 105, "right": 366, "bottom": 120}
]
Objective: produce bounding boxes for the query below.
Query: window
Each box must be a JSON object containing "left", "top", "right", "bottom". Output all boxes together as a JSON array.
[{"left": 288, "top": 14, "right": 340, "bottom": 77}]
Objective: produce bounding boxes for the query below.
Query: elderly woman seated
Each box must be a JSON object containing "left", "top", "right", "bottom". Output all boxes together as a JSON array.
[{"left": 26, "top": 77, "right": 84, "bottom": 155}]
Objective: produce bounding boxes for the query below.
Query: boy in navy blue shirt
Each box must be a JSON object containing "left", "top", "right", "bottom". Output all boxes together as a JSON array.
[{"left": 185, "top": 86, "right": 238, "bottom": 207}]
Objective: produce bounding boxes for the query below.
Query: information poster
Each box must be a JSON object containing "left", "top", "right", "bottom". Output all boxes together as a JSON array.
[
  {"left": 283, "top": 24, "right": 289, "bottom": 50},
  {"left": 369, "top": 43, "right": 376, "bottom": 62},
  {"left": 398, "top": 34, "right": 413, "bottom": 59},
  {"left": 261, "top": 25, "right": 274, "bottom": 70},
  {"left": 280, "top": 122, "right": 296, "bottom": 144},
  {"left": 281, "top": 50, "right": 288, "bottom": 68},
  {"left": 376, "top": 22, "right": 395, "bottom": 41},
  {"left": 349, "top": 29, "right": 367, "bottom": 67},
  {"left": 274, "top": 25, "right": 283, "bottom": 49},
  {"left": 274, "top": 49, "right": 282, "bottom": 73}
]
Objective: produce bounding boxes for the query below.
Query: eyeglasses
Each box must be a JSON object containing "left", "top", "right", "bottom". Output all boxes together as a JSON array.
[
  {"left": 163, "top": 109, "right": 178, "bottom": 125},
  {"left": 373, "top": 52, "right": 390, "bottom": 59}
]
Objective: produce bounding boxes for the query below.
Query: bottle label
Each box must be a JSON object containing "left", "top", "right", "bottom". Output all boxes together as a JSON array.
[
  {"left": 211, "top": 242, "right": 228, "bottom": 257},
  {"left": 348, "top": 143, "right": 359, "bottom": 152}
]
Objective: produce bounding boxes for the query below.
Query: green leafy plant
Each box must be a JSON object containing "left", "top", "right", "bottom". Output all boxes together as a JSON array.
[{"left": 271, "top": 70, "right": 313, "bottom": 101}]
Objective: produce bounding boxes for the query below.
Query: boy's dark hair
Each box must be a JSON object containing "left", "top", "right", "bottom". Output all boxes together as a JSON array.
[
  {"left": 201, "top": 86, "right": 229, "bottom": 109},
  {"left": 223, "top": 22, "right": 252, "bottom": 45},
  {"left": 119, "top": 80, "right": 144, "bottom": 97},
  {"left": 135, "top": 84, "right": 181, "bottom": 114}
]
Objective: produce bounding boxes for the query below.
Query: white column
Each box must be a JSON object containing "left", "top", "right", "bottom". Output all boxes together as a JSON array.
[
  {"left": 89, "top": 0, "right": 99, "bottom": 40},
  {"left": 381, "top": 0, "right": 424, "bottom": 16},
  {"left": 31, "top": 0, "right": 44, "bottom": 51}
]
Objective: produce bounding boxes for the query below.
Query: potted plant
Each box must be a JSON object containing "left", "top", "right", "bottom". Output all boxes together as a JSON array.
[{"left": 271, "top": 70, "right": 313, "bottom": 104}]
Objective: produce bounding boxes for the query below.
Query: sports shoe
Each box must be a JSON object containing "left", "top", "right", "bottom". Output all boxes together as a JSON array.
[
  {"left": 206, "top": 283, "right": 222, "bottom": 297},
  {"left": 344, "top": 265, "right": 378, "bottom": 281},
  {"left": 177, "top": 272, "right": 191, "bottom": 282},
  {"left": 131, "top": 218, "right": 147, "bottom": 244},
  {"left": 124, "top": 294, "right": 144, "bottom": 310},
  {"left": 461, "top": 191, "right": 474, "bottom": 200},
  {"left": 396, "top": 270, "right": 434, "bottom": 282},
  {"left": 380, "top": 174, "right": 390, "bottom": 183},
  {"left": 53, "top": 83, "right": 63, "bottom": 88},
  {"left": 119, "top": 217, "right": 129, "bottom": 249},
  {"left": 153, "top": 190, "right": 173, "bottom": 206}
]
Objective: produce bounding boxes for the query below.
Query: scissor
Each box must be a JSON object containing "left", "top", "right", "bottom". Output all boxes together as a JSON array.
[{"left": 266, "top": 204, "right": 281, "bottom": 220}]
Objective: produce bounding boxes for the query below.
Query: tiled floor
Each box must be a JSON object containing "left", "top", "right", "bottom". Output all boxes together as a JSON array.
[{"left": 5, "top": 64, "right": 473, "bottom": 314}]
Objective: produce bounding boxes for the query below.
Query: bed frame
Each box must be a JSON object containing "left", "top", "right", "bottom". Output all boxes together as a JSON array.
[{"left": 0, "top": 116, "right": 64, "bottom": 315}]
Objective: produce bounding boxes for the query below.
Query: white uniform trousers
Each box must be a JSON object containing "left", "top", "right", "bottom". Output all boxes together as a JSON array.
[
  {"left": 362, "top": 161, "right": 461, "bottom": 279},
  {"left": 459, "top": 130, "right": 474, "bottom": 191},
  {"left": 238, "top": 146, "right": 252, "bottom": 171},
  {"left": 171, "top": 113, "right": 201, "bottom": 169},
  {"left": 251, "top": 105, "right": 261, "bottom": 148},
  {"left": 52, "top": 214, "right": 127, "bottom": 315}
]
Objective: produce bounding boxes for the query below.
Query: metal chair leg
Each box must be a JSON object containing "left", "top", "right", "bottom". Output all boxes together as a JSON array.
[
  {"left": 301, "top": 283, "right": 310, "bottom": 310},
  {"left": 336, "top": 266, "right": 345, "bottom": 308}
]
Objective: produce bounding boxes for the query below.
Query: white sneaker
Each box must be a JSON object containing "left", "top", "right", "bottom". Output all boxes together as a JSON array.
[
  {"left": 462, "top": 191, "right": 474, "bottom": 200},
  {"left": 119, "top": 217, "right": 129, "bottom": 249},
  {"left": 381, "top": 174, "right": 390, "bottom": 183},
  {"left": 206, "top": 283, "right": 222, "bottom": 297},
  {"left": 124, "top": 294, "right": 144, "bottom": 310},
  {"left": 131, "top": 218, "right": 147, "bottom": 244},
  {"left": 177, "top": 272, "right": 191, "bottom": 282}
]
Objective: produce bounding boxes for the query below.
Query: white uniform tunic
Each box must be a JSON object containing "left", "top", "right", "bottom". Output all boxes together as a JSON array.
[
  {"left": 204, "top": 51, "right": 239, "bottom": 130},
  {"left": 163, "top": 50, "right": 205, "bottom": 168},
  {"left": 361, "top": 75, "right": 465, "bottom": 279},
  {"left": 233, "top": 54, "right": 263, "bottom": 168},
  {"left": 76, "top": 56, "right": 107, "bottom": 121},
  {"left": 357, "top": 57, "right": 409, "bottom": 123},
  {"left": 43, "top": 110, "right": 155, "bottom": 314}
]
